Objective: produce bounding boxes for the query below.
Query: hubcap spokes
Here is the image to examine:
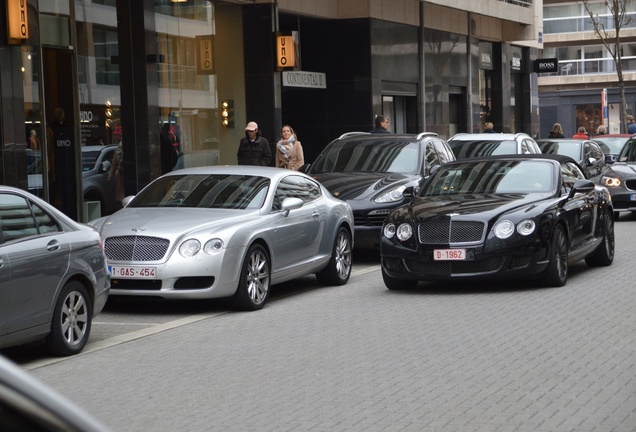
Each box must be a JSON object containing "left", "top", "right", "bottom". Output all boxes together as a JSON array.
[
  {"left": 247, "top": 251, "right": 269, "bottom": 304},
  {"left": 335, "top": 233, "right": 352, "bottom": 280},
  {"left": 61, "top": 292, "right": 88, "bottom": 345}
]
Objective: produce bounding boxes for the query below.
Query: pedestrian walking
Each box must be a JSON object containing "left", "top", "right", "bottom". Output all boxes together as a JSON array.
[
  {"left": 484, "top": 122, "right": 495, "bottom": 133},
  {"left": 370, "top": 115, "right": 391, "bottom": 133},
  {"left": 548, "top": 123, "right": 565, "bottom": 138},
  {"left": 237, "top": 121, "right": 272, "bottom": 166},
  {"left": 275, "top": 125, "right": 304, "bottom": 171},
  {"left": 572, "top": 127, "right": 588, "bottom": 139},
  {"left": 627, "top": 115, "right": 636, "bottom": 134}
]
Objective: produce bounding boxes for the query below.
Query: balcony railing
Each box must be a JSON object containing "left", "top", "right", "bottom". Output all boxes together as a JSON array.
[
  {"left": 544, "top": 13, "right": 636, "bottom": 34},
  {"left": 499, "top": 0, "right": 532, "bottom": 6},
  {"left": 543, "top": 56, "right": 636, "bottom": 77}
]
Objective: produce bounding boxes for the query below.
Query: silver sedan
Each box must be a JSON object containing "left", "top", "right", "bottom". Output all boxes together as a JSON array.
[
  {"left": 0, "top": 186, "right": 110, "bottom": 356},
  {"left": 90, "top": 166, "right": 354, "bottom": 311}
]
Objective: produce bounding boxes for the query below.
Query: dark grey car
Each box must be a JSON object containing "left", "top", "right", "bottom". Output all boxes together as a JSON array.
[
  {"left": 0, "top": 186, "right": 110, "bottom": 356},
  {"left": 82, "top": 144, "right": 121, "bottom": 216}
]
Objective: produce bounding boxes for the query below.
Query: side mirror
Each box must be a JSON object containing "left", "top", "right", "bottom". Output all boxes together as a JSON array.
[
  {"left": 281, "top": 197, "right": 304, "bottom": 216},
  {"left": 604, "top": 154, "right": 616, "bottom": 164},
  {"left": 121, "top": 195, "right": 135, "bottom": 207},
  {"left": 101, "top": 160, "right": 111, "bottom": 173},
  {"left": 403, "top": 186, "right": 415, "bottom": 198},
  {"left": 567, "top": 179, "right": 595, "bottom": 199}
]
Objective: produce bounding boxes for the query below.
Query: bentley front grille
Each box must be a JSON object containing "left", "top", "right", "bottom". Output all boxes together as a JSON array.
[
  {"left": 105, "top": 236, "right": 170, "bottom": 261},
  {"left": 418, "top": 220, "right": 486, "bottom": 245}
]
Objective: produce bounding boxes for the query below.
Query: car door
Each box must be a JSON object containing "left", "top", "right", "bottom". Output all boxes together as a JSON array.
[
  {"left": 559, "top": 162, "right": 597, "bottom": 251},
  {"left": 0, "top": 193, "right": 70, "bottom": 336},
  {"left": 270, "top": 175, "right": 323, "bottom": 275}
]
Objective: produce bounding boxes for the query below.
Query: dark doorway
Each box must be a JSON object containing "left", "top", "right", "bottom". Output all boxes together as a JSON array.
[{"left": 43, "top": 47, "right": 79, "bottom": 220}]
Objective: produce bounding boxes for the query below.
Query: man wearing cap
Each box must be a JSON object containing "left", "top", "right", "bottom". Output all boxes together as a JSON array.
[
  {"left": 627, "top": 115, "right": 636, "bottom": 134},
  {"left": 237, "top": 121, "right": 272, "bottom": 166}
]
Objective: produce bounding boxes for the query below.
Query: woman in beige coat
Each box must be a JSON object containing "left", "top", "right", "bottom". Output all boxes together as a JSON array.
[{"left": 275, "top": 125, "right": 304, "bottom": 170}]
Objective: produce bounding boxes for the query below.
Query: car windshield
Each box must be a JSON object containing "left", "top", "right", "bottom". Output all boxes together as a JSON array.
[
  {"left": 448, "top": 139, "right": 517, "bottom": 158},
  {"left": 310, "top": 139, "right": 420, "bottom": 174},
  {"left": 82, "top": 151, "right": 101, "bottom": 171},
  {"left": 537, "top": 141, "right": 581, "bottom": 160},
  {"left": 422, "top": 160, "right": 554, "bottom": 196},
  {"left": 594, "top": 137, "right": 628, "bottom": 155},
  {"left": 129, "top": 174, "right": 270, "bottom": 209},
  {"left": 617, "top": 139, "right": 636, "bottom": 162}
]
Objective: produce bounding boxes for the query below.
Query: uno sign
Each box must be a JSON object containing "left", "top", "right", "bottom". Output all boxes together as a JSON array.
[
  {"left": 7, "top": 0, "right": 29, "bottom": 42},
  {"left": 533, "top": 58, "right": 559, "bottom": 73}
]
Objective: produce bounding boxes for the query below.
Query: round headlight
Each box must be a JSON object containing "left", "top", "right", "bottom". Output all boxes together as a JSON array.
[
  {"left": 203, "top": 238, "right": 224, "bottom": 254},
  {"left": 494, "top": 220, "right": 515, "bottom": 239},
  {"left": 383, "top": 223, "right": 396, "bottom": 239},
  {"left": 179, "top": 239, "right": 201, "bottom": 257},
  {"left": 396, "top": 223, "right": 413, "bottom": 241},
  {"left": 602, "top": 177, "right": 621, "bottom": 187},
  {"left": 517, "top": 219, "right": 536, "bottom": 236}
]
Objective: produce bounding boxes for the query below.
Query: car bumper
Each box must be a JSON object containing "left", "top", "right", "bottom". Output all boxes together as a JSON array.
[
  {"left": 381, "top": 238, "right": 550, "bottom": 282},
  {"left": 607, "top": 189, "right": 636, "bottom": 212},
  {"left": 107, "top": 246, "right": 245, "bottom": 299}
]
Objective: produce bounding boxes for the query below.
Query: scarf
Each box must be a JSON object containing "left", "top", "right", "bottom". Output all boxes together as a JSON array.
[{"left": 277, "top": 136, "right": 295, "bottom": 158}]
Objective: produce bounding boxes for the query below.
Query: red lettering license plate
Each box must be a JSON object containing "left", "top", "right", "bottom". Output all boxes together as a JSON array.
[
  {"left": 109, "top": 266, "right": 157, "bottom": 279},
  {"left": 433, "top": 249, "right": 466, "bottom": 261}
]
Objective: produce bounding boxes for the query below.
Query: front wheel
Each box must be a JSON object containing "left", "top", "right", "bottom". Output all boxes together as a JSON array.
[
  {"left": 585, "top": 210, "right": 615, "bottom": 267},
  {"left": 543, "top": 225, "right": 568, "bottom": 287},
  {"left": 45, "top": 281, "right": 93, "bottom": 356},
  {"left": 316, "top": 227, "right": 352, "bottom": 285},
  {"left": 231, "top": 244, "right": 270, "bottom": 311}
]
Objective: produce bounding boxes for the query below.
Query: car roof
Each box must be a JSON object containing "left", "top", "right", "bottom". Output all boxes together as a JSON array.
[
  {"left": 597, "top": 134, "right": 633, "bottom": 138},
  {"left": 443, "top": 153, "right": 579, "bottom": 166},
  {"left": 448, "top": 132, "right": 532, "bottom": 141},
  {"left": 536, "top": 138, "right": 591, "bottom": 143},
  {"left": 165, "top": 164, "right": 305, "bottom": 179},
  {"left": 334, "top": 132, "right": 440, "bottom": 141}
]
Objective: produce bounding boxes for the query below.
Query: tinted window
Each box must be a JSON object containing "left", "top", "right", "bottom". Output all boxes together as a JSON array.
[
  {"left": 425, "top": 142, "right": 440, "bottom": 167},
  {"left": 310, "top": 139, "right": 420, "bottom": 174},
  {"left": 561, "top": 161, "right": 586, "bottom": 192},
  {"left": 538, "top": 140, "right": 581, "bottom": 160},
  {"left": 273, "top": 175, "right": 317, "bottom": 210},
  {"left": 422, "top": 160, "right": 554, "bottom": 196},
  {"left": 618, "top": 138, "right": 636, "bottom": 162},
  {"left": 433, "top": 140, "right": 454, "bottom": 164},
  {"left": 448, "top": 140, "right": 518, "bottom": 158},
  {"left": 0, "top": 194, "right": 61, "bottom": 243},
  {"left": 129, "top": 174, "right": 270, "bottom": 209}
]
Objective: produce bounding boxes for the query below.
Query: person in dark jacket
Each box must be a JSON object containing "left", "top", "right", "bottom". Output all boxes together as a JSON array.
[
  {"left": 370, "top": 115, "right": 392, "bottom": 133},
  {"left": 548, "top": 123, "right": 565, "bottom": 138},
  {"left": 237, "top": 121, "right": 272, "bottom": 166},
  {"left": 484, "top": 122, "right": 495, "bottom": 133}
]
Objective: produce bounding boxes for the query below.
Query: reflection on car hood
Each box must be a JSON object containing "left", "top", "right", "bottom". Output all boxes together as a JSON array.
[
  {"left": 100, "top": 207, "right": 257, "bottom": 238},
  {"left": 408, "top": 193, "right": 549, "bottom": 222},
  {"left": 607, "top": 162, "right": 636, "bottom": 176},
  {"left": 310, "top": 172, "right": 416, "bottom": 200}
]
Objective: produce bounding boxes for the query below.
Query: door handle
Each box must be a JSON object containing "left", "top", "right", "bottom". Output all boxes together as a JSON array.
[
  {"left": 312, "top": 212, "right": 320, "bottom": 219},
  {"left": 47, "top": 240, "right": 61, "bottom": 251}
]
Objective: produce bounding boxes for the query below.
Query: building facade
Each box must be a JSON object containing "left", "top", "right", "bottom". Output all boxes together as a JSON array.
[
  {"left": 1, "top": 0, "right": 541, "bottom": 221},
  {"left": 539, "top": 0, "right": 636, "bottom": 137}
]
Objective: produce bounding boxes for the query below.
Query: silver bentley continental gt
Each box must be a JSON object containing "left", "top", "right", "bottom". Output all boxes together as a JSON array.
[{"left": 89, "top": 166, "right": 354, "bottom": 311}]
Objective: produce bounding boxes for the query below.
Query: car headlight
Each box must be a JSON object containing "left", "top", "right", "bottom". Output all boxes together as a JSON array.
[
  {"left": 601, "top": 176, "right": 621, "bottom": 187},
  {"left": 203, "top": 238, "right": 224, "bottom": 254},
  {"left": 516, "top": 219, "right": 536, "bottom": 236},
  {"left": 179, "top": 239, "right": 201, "bottom": 257},
  {"left": 374, "top": 186, "right": 407, "bottom": 203},
  {"left": 396, "top": 223, "right": 413, "bottom": 241},
  {"left": 494, "top": 220, "right": 515, "bottom": 239},
  {"left": 383, "top": 223, "right": 396, "bottom": 239}
]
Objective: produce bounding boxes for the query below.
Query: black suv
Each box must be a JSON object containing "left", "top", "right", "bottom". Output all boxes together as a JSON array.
[{"left": 305, "top": 132, "right": 456, "bottom": 249}]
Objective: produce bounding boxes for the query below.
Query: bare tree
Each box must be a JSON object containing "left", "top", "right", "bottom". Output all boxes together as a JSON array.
[{"left": 581, "top": 0, "right": 633, "bottom": 133}]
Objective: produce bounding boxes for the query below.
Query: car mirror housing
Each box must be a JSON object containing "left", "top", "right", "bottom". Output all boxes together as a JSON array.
[
  {"left": 281, "top": 197, "right": 304, "bottom": 216},
  {"left": 101, "top": 160, "right": 111, "bottom": 173},
  {"left": 568, "top": 179, "right": 595, "bottom": 199}
]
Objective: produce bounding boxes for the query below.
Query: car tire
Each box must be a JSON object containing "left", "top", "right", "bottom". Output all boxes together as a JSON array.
[
  {"left": 614, "top": 211, "right": 620, "bottom": 220},
  {"left": 231, "top": 244, "right": 270, "bottom": 311},
  {"left": 543, "top": 224, "right": 568, "bottom": 287},
  {"left": 585, "top": 209, "right": 615, "bottom": 267},
  {"left": 316, "top": 227, "right": 352, "bottom": 286},
  {"left": 382, "top": 267, "right": 417, "bottom": 290},
  {"left": 45, "top": 281, "right": 93, "bottom": 356}
]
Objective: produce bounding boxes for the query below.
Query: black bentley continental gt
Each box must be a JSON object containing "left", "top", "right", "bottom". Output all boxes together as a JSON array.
[{"left": 381, "top": 154, "right": 615, "bottom": 289}]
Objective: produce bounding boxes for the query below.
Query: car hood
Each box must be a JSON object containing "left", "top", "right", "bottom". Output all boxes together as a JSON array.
[
  {"left": 310, "top": 172, "right": 418, "bottom": 201},
  {"left": 98, "top": 207, "right": 258, "bottom": 239},
  {"left": 407, "top": 193, "right": 551, "bottom": 222},
  {"left": 606, "top": 162, "right": 636, "bottom": 176}
]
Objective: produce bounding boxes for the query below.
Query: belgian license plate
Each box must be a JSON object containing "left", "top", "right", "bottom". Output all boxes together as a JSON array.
[
  {"left": 631, "top": 194, "right": 636, "bottom": 201},
  {"left": 434, "top": 249, "right": 466, "bottom": 261},
  {"left": 109, "top": 266, "right": 156, "bottom": 279}
]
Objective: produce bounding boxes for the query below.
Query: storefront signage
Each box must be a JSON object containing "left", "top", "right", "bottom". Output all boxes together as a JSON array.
[
  {"left": 479, "top": 42, "right": 493, "bottom": 70},
  {"left": 511, "top": 56, "right": 522, "bottom": 73},
  {"left": 196, "top": 35, "right": 214, "bottom": 75},
  {"left": 6, "top": 0, "right": 28, "bottom": 43},
  {"left": 533, "top": 58, "right": 559, "bottom": 73},
  {"left": 282, "top": 71, "right": 326, "bottom": 89},
  {"left": 276, "top": 33, "right": 297, "bottom": 69}
]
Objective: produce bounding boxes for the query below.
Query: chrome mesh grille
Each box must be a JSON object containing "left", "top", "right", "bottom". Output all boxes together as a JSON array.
[
  {"left": 105, "top": 236, "right": 170, "bottom": 261},
  {"left": 418, "top": 220, "right": 486, "bottom": 244},
  {"left": 405, "top": 257, "right": 504, "bottom": 275}
]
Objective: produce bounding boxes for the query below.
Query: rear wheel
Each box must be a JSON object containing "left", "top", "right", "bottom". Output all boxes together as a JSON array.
[
  {"left": 543, "top": 225, "right": 568, "bottom": 287},
  {"left": 585, "top": 210, "right": 615, "bottom": 267},
  {"left": 316, "top": 227, "right": 352, "bottom": 285},
  {"left": 45, "top": 281, "right": 92, "bottom": 356},
  {"left": 231, "top": 244, "right": 270, "bottom": 311},
  {"left": 382, "top": 267, "right": 417, "bottom": 290}
]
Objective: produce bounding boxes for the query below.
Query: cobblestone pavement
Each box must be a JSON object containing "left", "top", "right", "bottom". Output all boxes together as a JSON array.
[{"left": 12, "top": 216, "right": 636, "bottom": 431}]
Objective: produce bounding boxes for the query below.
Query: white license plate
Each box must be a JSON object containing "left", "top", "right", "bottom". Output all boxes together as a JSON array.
[
  {"left": 631, "top": 194, "right": 636, "bottom": 201},
  {"left": 109, "top": 266, "right": 157, "bottom": 279},
  {"left": 433, "top": 249, "right": 466, "bottom": 261}
]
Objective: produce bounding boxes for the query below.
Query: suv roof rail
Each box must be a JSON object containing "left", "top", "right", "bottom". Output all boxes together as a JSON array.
[
  {"left": 416, "top": 132, "right": 438, "bottom": 140},
  {"left": 338, "top": 132, "right": 371, "bottom": 140}
]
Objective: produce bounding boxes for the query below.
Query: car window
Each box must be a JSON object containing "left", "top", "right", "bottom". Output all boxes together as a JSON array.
[
  {"left": 129, "top": 174, "right": 270, "bottom": 209},
  {"left": 310, "top": 139, "right": 420, "bottom": 174},
  {"left": 425, "top": 141, "right": 441, "bottom": 168},
  {"left": 0, "top": 194, "right": 60, "bottom": 244},
  {"left": 618, "top": 138, "right": 636, "bottom": 162},
  {"left": 448, "top": 140, "right": 518, "bottom": 158},
  {"left": 561, "top": 161, "right": 586, "bottom": 193},
  {"left": 273, "top": 175, "right": 316, "bottom": 210},
  {"left": 432, "top": 140, "right": 454, "bottom": 164}
]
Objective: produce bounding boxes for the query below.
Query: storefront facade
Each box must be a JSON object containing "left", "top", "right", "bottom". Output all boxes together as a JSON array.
[{"left": 0, "top": 0, "right": 541, "bottom": 221}]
